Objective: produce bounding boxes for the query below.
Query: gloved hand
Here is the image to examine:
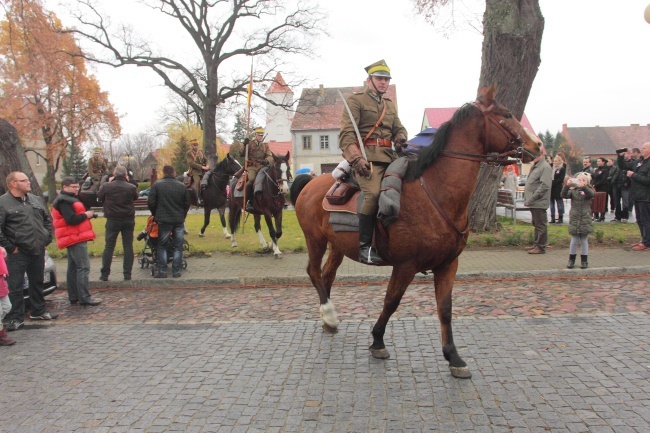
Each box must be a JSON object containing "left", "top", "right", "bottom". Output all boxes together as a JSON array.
[
  {"left": 352, "top": 157, "right": 371, "bottom": 178},
  {"left": 243, "top": 138, "right": 250, "bottom": 145},
  {"left": 394, "top": 136, "right": 408, "bottom": 149}
]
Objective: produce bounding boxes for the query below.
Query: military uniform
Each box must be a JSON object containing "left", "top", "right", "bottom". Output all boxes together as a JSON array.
[
  {"left": 87, "top": 152, "right": 108, "bottom": 190},
  {"left": 339, "top": 59, "right": 407, "bottom": 265},
  {"left": 241, "top": 128, "right": 273, "bottom": 211},
  {"left": 185, "top": 146, "right": 208, "bottom": 190}
]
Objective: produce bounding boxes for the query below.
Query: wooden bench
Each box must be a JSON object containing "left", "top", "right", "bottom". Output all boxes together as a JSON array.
[
  {"left": 496, "top": 189, "right": 529, "bottom": 224},
  {"left": 91, "top": 197, "right": 150, "bottom": 213}
]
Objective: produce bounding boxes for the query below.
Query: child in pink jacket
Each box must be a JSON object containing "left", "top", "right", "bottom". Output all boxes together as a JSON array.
[{"left": 0, "top": 246, "right": 16, "bottom": 346}]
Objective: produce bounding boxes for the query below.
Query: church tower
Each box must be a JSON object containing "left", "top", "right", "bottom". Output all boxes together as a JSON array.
[{"left": 264, "top": 72, "right": 293, "bottom": 142}]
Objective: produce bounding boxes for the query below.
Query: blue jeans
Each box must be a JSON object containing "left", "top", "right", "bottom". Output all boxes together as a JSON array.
[
  {"left": 5, "top": 250, "right": 46, "bottom": 320},
  {"left": 550, "top": 197, "right": 564, "bottom": 219},
  {"left": 156, "top": 222, "right": 185, "bottom": 274},
  {"left": 101, "top": 219, "right": 135, "bottom": 278},
  {"left": 66, "top": 242, "right": 91, "bottom": 303}
]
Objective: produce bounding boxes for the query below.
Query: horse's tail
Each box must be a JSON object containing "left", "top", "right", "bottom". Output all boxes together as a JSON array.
[{"left": 289, "top": 174, "right": 314, "bottom": 205}]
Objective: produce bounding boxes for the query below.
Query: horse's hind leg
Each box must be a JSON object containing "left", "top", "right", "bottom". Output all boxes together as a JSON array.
[
  {"left": 199, "top": 206, "right": 211, "bottom": 237},
  {"left": 218, "top": 207, "right": 232, "bottom": 239},
  {"left": 434, "top": 259, "right": 471, "bottom": 379},
  {"left": 305, "top": 238, "right": 340, "bottom": 332},
  {"left": 370, "top": 264, "right": 417, "bottom": 359}
]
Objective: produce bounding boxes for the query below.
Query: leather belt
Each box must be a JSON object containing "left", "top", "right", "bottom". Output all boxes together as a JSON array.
[{"left": 364, "top": 138, "right": 392, "bottom": 148}]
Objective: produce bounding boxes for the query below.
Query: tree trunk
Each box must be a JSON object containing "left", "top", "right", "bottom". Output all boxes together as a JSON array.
[
  {"left": 468, "top": 0, "right": 544, "bottom": 232},
  {"left": 203, "top": 101, "right": 218, "bottom": 168},
  {"left": 0, "top": 118, "right": 45, "bottom": 197}
]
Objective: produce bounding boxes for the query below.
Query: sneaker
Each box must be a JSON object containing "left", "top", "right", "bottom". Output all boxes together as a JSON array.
[
  {"left": 610, "top": 219, "right": 621, "bottom": 223},
  {"left": 80, "top": 297, "right": 102, "bottom": 306},
  {"left": 527, "top": 247, "right": 545, "bottom": 254},
  {"left": 6, "top": 319, "right": 24, "bottom": 331},
  {"left": 29, "top": 311, "right": 59, "bottom": 320},
  {"left": 621, "top": 219, "right": 628, "bottom": 223},
  {"left": 632, "top": 244, "right": 648, "bottom": 251},
  {"left": 153, "top": 273, "right": 168, "bottom": 279},
  {"left": 99, "top": 275, "right": 109, "bottom": 282}
]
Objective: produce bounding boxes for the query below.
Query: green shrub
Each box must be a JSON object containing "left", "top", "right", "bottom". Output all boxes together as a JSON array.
[{"left": 594, "top": 229, "right": 604, "bottom": 243}]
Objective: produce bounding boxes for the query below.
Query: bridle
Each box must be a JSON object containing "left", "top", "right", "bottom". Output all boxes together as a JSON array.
[
  {"left": 262, "top": 159, "right": 292, "bottom": 199},
  {"left": 440, "top": 100, "right": 535, "bottom": 166}
]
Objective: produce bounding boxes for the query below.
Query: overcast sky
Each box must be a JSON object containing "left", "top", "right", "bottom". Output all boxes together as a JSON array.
[{"left": 53, "top": 0, "right": 650, "bottom": 142}]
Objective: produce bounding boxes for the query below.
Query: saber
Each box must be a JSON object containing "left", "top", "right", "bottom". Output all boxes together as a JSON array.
[{"left": 337, "top": 90, "right": 368, "bottom": 161}]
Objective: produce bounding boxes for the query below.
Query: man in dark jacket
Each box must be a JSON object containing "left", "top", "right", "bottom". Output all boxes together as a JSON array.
[
  {"left": 52, "top": 177, "right": 101, "bottom": 306},
  {"left": 614, "top": 149, "right": 635, "bottom": 222},
  {"left": 0, "top": 172, "right": 56, "bottom": 331},
  {"left": 627, "top": 142, "right": 650, "bottom": 251},
  {"left": 97, "top": 165, "right": 139, "bottom": 281},
  {"left": 148, "top": 165, "right": 191, "bottom": 278}
]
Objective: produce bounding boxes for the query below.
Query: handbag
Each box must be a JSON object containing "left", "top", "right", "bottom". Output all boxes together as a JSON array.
[{"left": 326, "top": 181, "right": 359, "bottom": 205}]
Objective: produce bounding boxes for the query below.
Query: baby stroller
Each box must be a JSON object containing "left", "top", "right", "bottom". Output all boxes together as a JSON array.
[{"left": 137, "top": 216, "right": 189, "bottom": 275}]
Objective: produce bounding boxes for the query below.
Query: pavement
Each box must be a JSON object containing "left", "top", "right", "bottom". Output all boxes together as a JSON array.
[{"left": 4, "top": 219, "right": 650, "bottom": 432}]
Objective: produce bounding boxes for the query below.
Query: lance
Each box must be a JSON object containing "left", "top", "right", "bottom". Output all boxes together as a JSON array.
[{"left": 242, "top": 59, "right": 254, "bottom": 225}]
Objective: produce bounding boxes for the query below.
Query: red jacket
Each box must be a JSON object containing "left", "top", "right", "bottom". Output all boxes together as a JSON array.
[{"left": 51, "top": 198, "right": 96, "bottom": 249}]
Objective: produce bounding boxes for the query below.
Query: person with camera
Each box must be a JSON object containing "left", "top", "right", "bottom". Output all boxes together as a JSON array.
[
  {"left": 626, "top": 142, "right": 650, "bottom": 251},
  {"left": 52, "top": 177, "right": 101, "bottom": 306},
  {"left": 97, "top": 165, "right": 139, "bottom": 281},
  {"left": 561, "top": 172, "right": 595, "bottom": 269}
]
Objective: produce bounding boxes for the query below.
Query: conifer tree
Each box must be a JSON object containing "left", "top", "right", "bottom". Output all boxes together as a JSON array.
[{"left": 171, "top": 136, "right": 189, "bottom": 177}]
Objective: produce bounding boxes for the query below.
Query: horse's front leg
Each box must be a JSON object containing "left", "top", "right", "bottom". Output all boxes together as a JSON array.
[
  {"left": 434, "top": 258, "right": 471, "bottom": 379},
  {"left": 254, "top": 215, "right": 271, "bottom": 250},
  {"left": 269, "top": 212, "right": 283, "bottom": 258},
  {"left": 218, "top": 207, "right": 232, "bottom": 239},
  {"left": 199, "top": 206, "right": 211, "bottom": 237},
  {"left": 370, "top": 264, "right": 417, "bottom": 359}
]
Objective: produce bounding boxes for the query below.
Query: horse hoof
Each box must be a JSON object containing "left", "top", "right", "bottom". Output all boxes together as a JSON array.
[
  {"left": 370, "top": 348, "right": 390, "bottom": 359},
  {"left": 198, "top": 233, "right": 205, "bottom": 238},
  {"left": 322, "top": 323, "right": 338, "bottom": 334},
  {"left": 274, "top": 254, "right": 283, "bottom": 259},
  {"left": 449, "top": 366, "right": 472, "bottom": 379},
  {"left": 225, "top": 234, "right": 232, "bottom": 239}
]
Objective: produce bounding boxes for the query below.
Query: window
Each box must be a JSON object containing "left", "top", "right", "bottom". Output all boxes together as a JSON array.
[
  {"left": 320, "top": 135, "right": 329, "bottom": 150},
  {"left": 302, "top": 135, "right": 312, "bottom": 150}
]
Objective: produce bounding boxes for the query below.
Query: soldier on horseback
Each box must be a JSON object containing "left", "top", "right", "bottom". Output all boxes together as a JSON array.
[
  {"left": 241, "top": 126, "right": 273, "bottom": 213},
  {"left": 339, "top": 59, "right": 408, "bottom": 265},
  {"left": 185, "top": 138, "right": 209, "bottom": 205},
  {"left": 87, "top": 147, "right": 108, "bottom": 191}
]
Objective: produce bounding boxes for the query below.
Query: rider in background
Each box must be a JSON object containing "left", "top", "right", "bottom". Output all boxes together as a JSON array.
[
  {"left": 87, "top": 147, "right": 108, "bottom": 191},
  {"left": 339, "top": 59, "right": 408, "bottom": 265},
  {"left": 241, "top": 126, "right": 273, "bottom": 213},
  {"left": 185, "top": 138, "right": 209, "bottom": 205}
]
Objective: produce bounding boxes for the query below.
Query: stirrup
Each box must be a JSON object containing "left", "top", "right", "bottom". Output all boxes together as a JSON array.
[{"left": 359, "top": 246, "right": 382, "bottom": 265}]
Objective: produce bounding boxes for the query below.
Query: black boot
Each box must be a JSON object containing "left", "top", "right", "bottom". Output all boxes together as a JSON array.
[
  {"left": 567, "top": 254, "right": 576, "bottom": 269},
  {"left": 358, "top": 214, "right": 382, "bottom": 265},
  {"left": 245, "top": 186, "right": 255, "bottom": 212},
  {"left": 580, "top": 255, "right": 588, "bottom": 269},
  {"left": 558, "top": 215, "right": 563, "bottom": 224},
  {"left": 550, "top": 217, "right": 556, "bottom": 224}
]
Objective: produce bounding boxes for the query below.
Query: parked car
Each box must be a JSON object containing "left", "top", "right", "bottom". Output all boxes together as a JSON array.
[
  {"left": 23, "top": 250, "right": 58, "bottom": 301},
  {"left": 139, "top": 188, "right": 150, "bottom": 198}
]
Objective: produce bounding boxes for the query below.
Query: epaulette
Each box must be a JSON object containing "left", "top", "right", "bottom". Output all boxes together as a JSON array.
[{"left": 353, "top": 91, "right": 363, "bottom": 95}]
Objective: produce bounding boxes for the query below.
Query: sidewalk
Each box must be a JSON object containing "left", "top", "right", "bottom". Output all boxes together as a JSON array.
[{"left": 59, "top": 244, "right": 650, "bottom": 289}]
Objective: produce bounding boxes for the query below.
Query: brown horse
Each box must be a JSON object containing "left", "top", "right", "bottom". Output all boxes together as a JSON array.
[
  {"left": 290, "top": 86, "right": 540, "bottom": 378},
  {"left": 228, "top": 152, "right": 292, "bottom": 258}
]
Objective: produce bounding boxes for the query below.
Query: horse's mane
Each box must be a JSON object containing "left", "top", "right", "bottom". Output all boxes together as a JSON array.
[{"left": 406, "top": 102, "right": 476, "bottom": 181}]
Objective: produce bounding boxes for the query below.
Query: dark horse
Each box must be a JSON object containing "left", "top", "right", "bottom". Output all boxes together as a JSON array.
[
  {"left": 290, "top": 86, "right": 540, "bottom": 378},
  {"left": 185, "top": 154, "right": 242, "bottom": 238},
  {"left": 228, "top": 151, "right": 291, "bottom": 258}
]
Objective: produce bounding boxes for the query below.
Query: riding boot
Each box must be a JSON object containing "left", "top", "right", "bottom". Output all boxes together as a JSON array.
[
  {"left": 580, "top": 255, "right": 588, "bottom": 269},
  {"left": 358, "top": 214, "right": 382, "bottom": 265},
  {"left": 567, "top": 254, "right": 576, "bottom": 269},
  {"left": 245, "top": 185, "right": 255, "bottom": 212}
]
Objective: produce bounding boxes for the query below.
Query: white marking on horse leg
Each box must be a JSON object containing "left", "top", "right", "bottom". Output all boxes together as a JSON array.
[
  {"left": 320, "top": 299, "right": 339, "bottom": 328},
  {"left": 231, "top": 233, "right": 238, "bottom": 248},
  {"left": 272, "top": 242, "right": 281, "bottom": 257},
  {"left": 257, "top": 229, "right": 267, "bottom": 248},
  {"left": 222, "top": 227, "right": 232, "bottom": 239}
]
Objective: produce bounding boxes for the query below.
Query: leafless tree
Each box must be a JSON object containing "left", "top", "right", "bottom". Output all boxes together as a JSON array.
[
  {"left": 112, "top": 132, "right": 160, "bottom": 181},
  {"left": 66, "top": 0, "right": 326, "bottom": 164},
  {"left": 413, "top": 0, "right": 544, "bottom": 232}
]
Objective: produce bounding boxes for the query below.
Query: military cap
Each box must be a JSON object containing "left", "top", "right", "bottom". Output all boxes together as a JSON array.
[
  {"left": 253, "top": 127, "right": 265, "bottom": 135},
  {"left": 365, "top": 59, "right": 391, "bottom": 78},
  {"left": 190, "top": 138, "right": 199, "bottom": 145},
  {"left": 93, "top": 147, "right": 101, "bottom": 153}
]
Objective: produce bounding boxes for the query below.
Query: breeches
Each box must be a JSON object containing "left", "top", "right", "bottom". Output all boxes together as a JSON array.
[{"left": 357, "top": 163, "right": 387, "bottom": 215}]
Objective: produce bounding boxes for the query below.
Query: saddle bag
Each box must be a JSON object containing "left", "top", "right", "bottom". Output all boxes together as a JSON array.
[
  {"left": 235, "top": 172, "right": 248, "bottom": 191},
  {"left": 326, "top": 181, "right": 359, "bottom": 205}
]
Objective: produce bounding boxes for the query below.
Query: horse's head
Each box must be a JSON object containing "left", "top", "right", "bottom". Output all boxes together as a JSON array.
[
  {"left": 220, "top": 153, "right": 242, "bottom": 176},
  {"left": 271, "top": 151, "right": 292, "bottom": 195},
  {"left": 474, "top": 85, "right": 541, "bottom": 163}
]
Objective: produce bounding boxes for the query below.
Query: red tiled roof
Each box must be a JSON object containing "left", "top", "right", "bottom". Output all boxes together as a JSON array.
[
  {"left": 423, "top": 108, "right": 536, "bottom": 132},
  {"left": 562, "top": 124, "right": 650, "bottom": 156},
  {"left": 291, "top": 85, "right": 399, "bottom": 131},
  {"left": 265, "top": 72, "right": 293, "bottom": 95}
]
